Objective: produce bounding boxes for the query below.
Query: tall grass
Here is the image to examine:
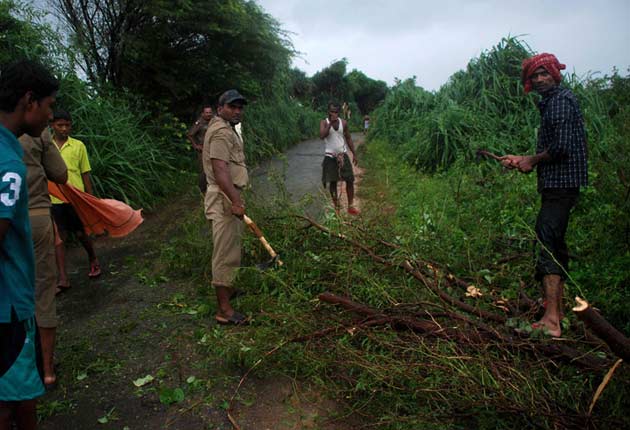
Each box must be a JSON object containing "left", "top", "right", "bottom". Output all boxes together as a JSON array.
[
  {"left": 55, "top": 75, "right": 189, "bottom": 209},
  {"left": 243, "top": 89, "right": 320, "bottom": 163},
  {"left": 370, "top": 37, "right": 616, "bottom": 171}
]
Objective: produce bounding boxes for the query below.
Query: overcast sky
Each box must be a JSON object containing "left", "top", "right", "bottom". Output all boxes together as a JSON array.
[{"left": 256, "top": 0, "right": 630, "bottom": 90}]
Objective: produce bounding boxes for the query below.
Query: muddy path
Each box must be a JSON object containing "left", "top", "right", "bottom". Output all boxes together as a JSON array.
[{"left": 39, "top": 134, "right": 365, "bottom": 430}]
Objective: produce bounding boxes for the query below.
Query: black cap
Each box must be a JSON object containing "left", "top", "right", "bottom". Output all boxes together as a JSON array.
[{"left": 218, "top": 89, "right": 247, "bottom": 106}]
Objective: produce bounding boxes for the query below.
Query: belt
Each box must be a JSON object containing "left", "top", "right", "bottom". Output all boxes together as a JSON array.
[
  {"left": 29, "top": 207, "right": 51, "bottom": 217},
  {"left": 206, "top": 184, "right": 244, "bottom": 192},
  {"left": 325, "top": 151, "right": 347, "bottom": 157}
]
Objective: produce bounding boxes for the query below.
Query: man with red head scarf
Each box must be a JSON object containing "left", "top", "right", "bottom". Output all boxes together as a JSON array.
[{"left": 501, "top": 53, "right": 588, "bottom": 337}]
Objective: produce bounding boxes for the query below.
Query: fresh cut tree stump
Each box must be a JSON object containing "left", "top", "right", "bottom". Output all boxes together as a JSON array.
[{"left": 573, "top": 297, "right": 630, "bottom": 361}]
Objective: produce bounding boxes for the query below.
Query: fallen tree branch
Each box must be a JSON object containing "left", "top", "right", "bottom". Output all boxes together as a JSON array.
[
  {"left": 318, "top": 292, "right": 609, "bottom": 370},
  {"left": 300, "top": 215, "right": 506, "bottom": 323},
  {"left": 400, "top": 260, "right": 506, "bottom": 323},
  {"left": 318, "top": 292, "right": 481, "bottom": 342},
  {"left": 573, "top": 297, "right": 630, "bottom": 361},
  {"left": 290, "top": 317, "right": 390, "bottom": 343}
]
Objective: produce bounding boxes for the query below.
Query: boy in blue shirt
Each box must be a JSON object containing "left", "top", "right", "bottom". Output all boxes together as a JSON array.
[{"left": 0, "top": 60, "right": 59, "bottom": 430}]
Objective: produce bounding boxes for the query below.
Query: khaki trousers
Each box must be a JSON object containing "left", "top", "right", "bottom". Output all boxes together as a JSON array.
[
  {"left": 209, "top": 214, "right": 244, "bottom": 287},
  {"left": 30, "top": 210, "right": 57, "bottom": 328},
  {"left": 205, "top": 187, "right": 244, "bottom": 287}
]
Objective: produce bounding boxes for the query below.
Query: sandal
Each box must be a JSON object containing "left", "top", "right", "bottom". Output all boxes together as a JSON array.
[
  {"left": 44, "top": 377, "right": 58, "bottom": 392},
  {"left": 229, "top": 288, "right": 247, "bottom": 300},
  {"left": 56, "top": 284, "right": 71, "bottom": 295},
  {"left": 215, "top": 311, "right": 249, "bottom": 325},
  {"left": 347, "top": 207, "right": 360, "bottom": 216},
  {"left": 88, "top": 260, "right": 102, "bottom": 278}
]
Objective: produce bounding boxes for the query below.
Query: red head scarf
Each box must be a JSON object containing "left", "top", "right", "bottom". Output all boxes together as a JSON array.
[{"left": 521, "top": 53, "right": 566, "bottom": 93}]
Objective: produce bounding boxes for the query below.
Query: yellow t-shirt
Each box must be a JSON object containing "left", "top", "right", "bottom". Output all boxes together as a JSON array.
[{"left": 50, "top": 136, "right": 91, "bottom": 204}]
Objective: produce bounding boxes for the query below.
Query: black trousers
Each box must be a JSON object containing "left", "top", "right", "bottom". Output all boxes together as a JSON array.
[{"left": 535, "top": 188, "right": 579, "bottom": 280}]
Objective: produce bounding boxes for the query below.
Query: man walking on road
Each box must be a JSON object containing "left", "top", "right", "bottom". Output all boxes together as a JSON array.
[
  {"left": 19, "top": 128, "right": 67, "bottom": 391},
  {"left": 50, "top": 109, "right": 101, "bottom": 289},
  {"left": 203, "top": 90, "right": 249, "bottom": 325},
  {"left": 187, "top": 105, "right": 213, "bottom": 194},
  {"left": 501, "top": 53, "right": 588, "bottom": 337},
  {"left": 320, "top": 102, "right": 359, "bottom": 215}
]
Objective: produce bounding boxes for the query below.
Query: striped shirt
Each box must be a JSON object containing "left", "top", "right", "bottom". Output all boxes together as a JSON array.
[{"left": 536, "top": 86, "right": 588, "bottom": 191}]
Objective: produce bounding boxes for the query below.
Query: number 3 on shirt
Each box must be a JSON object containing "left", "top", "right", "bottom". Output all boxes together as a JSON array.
[{"left": 1, "top": 172, "right": 22, "bottom": 207}]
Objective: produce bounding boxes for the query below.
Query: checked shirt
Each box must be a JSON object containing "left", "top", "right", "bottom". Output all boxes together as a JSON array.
[{"left": 536, "top": 86, "right": 588, "bottom": 191}]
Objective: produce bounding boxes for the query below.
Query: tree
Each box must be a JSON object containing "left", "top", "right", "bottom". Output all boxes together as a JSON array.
[
  {"left": 50, "top": 0, "right": 146, "bottom": 86},
  {"left": 0, "top": 0, "right": 62, "bottom": 66},
  {"left": 311, "top": 58, "right": 351, "bottom": 108},
  {"left": 347, "top": 69, "right": 388, "bottom": 114},
  {"left": 288, "top": 67, "right": 313, "bottom": 103},
  {"left": 50, "top": 0, "right": 294, "bottom": 117}
]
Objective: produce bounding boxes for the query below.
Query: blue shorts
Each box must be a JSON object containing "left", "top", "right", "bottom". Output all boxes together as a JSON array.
[{"left": 0, "top": 314, "right": 45, "bottom": 401}]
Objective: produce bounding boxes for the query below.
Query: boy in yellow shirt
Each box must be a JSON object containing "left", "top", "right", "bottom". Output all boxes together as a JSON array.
[{"left": 50, "top": 110, "right": 100, "bottom": 290}]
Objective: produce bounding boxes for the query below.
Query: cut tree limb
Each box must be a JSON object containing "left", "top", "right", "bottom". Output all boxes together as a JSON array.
[
  {"left": 317, "top": 292, "right": 609, "bottom": 370},
  {"left": 573, "top": 296, "right": 630, "bottom": 361},
  {"left": 300, "top": 215, "right": 506, "bottom": 323}
]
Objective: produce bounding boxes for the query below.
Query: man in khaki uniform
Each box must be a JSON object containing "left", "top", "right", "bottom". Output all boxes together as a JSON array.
[
  {"left": 203, "top": 90, "right": 248, "bottom": 325},
  {"left": 19, "top": 128, "right": 67, "bottom": 389},
  {"left": 187, "top": 105, "right": 213, "bottom": 194}
]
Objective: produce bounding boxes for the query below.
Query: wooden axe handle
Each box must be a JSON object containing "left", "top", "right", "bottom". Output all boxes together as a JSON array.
[
  {"left": 243, "top": 215, "right": 283, "bottom": 266},
  {"left": 218, "top": 191, "right": 283, "bottom": 266}
]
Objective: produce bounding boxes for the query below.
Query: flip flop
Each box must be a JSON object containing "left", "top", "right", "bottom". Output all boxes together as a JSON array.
[
  {"left": 215, "top": 311, "right": 249, "bottom": 325},
  {"left": 45, "top": 378, "right": 58, "bottom": 392},
  {"left": 88, "top": 261, "right": 102, "bottom": 278},
  {"left": 347, "top": 207, "right": 360, "bottom": 216},
  {"left": 55, "top": 284, "right": 71, "bottom": 295},
  {"left": 229, "top": 288, "right": 247, "bottom": 300}
]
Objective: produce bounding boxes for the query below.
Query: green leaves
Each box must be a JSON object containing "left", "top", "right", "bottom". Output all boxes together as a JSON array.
[
  {"left": 132, "top": 374, "right": 155, "bottom": 387},
  {"left": 159, "top": 387, "right": 185, "bottom": 405}
]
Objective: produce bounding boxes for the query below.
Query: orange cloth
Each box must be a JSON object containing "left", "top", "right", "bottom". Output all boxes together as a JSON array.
[{"left": 48, "top": 182, "right": 143, "bottom": 238}]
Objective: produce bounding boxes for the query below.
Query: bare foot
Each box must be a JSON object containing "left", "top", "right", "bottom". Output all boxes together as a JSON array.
[{"left": 532, "top": 320, "right": 561, "bottom": 337}]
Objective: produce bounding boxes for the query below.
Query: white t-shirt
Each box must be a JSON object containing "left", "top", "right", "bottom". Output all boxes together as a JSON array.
[{"left": 323, "top": 118, "right": 346, "bottom": 156}]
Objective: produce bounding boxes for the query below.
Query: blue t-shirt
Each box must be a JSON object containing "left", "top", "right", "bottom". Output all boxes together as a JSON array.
[{"left": 0, "top": 125, "right": 35, "bottom": 323}]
